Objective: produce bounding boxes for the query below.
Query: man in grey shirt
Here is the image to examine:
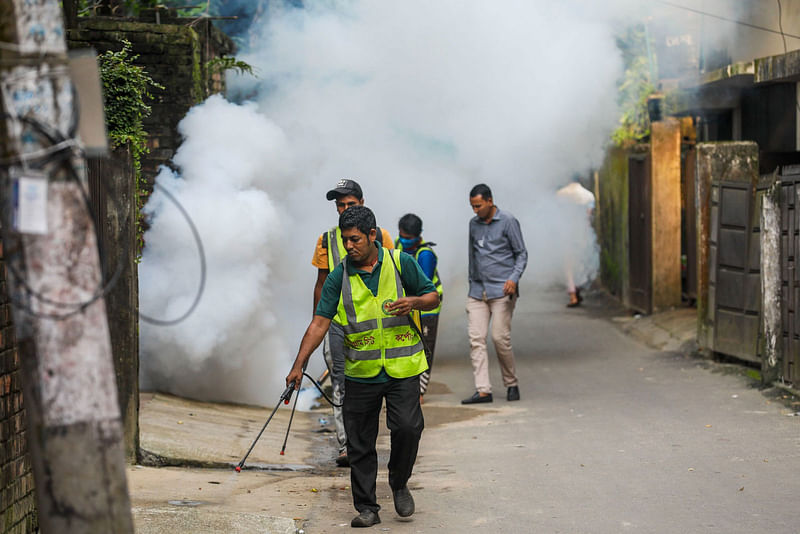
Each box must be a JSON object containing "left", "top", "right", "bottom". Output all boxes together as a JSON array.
[{"left": 462, "top": 183, "right": 528, "bottom": 404}]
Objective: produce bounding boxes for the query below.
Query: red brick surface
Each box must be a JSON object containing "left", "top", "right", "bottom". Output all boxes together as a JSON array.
[{"left": 0, "top": 239, "right": 38, "bottom": 533}]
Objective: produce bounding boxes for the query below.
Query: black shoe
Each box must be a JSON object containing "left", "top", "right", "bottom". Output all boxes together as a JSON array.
[
  {"left": 351, "top": 510, "right": 381, "bottom": 528},
  {"left": 392, "top": 485, "right": 415, "bottom": 517},
  {"left": 461, "top": 392, "right": 493, "bottom": 404},
  {"left": 507, "top": 386, "right": 520, "bottom": 401}
]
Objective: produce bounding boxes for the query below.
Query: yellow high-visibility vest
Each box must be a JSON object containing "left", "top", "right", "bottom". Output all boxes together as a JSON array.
[
  {"left": 395, "top": 239, "right": 443, "bottom": 315},
  {"left": 333, "top": 248, "right": 428, "bottom": 379},
  {"left": 325, "top": 227, "right": 349, "bottom": 272}
]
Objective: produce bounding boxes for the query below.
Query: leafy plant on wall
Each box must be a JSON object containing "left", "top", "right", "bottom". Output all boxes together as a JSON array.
[
  {"left": 613, "top": 24, "right": 658, "bottom": 147},
  {"left": 98, "top": 40, "right": 164, "bottom": 258}
]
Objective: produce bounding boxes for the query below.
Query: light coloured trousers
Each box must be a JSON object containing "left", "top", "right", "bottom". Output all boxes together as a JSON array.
[
  {"left": 323, "top": 323, "right": 347, "bottom": 454},
  {"left": 467, "top": 294, "right": 519, "bottom": 394}
]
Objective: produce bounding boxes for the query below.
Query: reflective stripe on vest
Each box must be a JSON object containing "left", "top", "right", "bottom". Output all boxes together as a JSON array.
[
  {"left": 334, "top": 248, "right": 428, "bottom": 379},
  {"left": 326, "top": 227, "right": 348, "bottom": 271}
]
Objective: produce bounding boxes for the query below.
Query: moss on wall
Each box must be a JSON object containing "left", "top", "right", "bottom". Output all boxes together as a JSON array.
[
  {"left": 67, "top": 12, "right": 234, "bottom": 185},
  {"left": 597, "top": 146, "right": 631, "bottom": 301}
]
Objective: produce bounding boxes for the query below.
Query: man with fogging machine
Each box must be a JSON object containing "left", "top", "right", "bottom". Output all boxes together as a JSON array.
[
  {"left": 311, "top": 179, "right": 394, "bottom": 467},
  {"left": 289, "top": 205, "right": 438, "bottom": 528}
]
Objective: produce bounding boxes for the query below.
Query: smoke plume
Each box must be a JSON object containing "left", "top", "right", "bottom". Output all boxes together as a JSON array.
[{"left": 140, "top": 1, "right": 751, "bottom": 405}]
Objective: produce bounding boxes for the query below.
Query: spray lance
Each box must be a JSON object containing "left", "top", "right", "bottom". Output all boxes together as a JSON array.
[
  {"left": 234, "top": 381, "right": 297, "bottom": 472},
  {"left": 234, "top": 362, "right": 342, "bottom": 472}
]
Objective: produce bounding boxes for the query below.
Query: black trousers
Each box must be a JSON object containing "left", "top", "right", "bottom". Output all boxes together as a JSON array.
[{"left": 344, "top": 375, "right": 424, "bottom": 513}]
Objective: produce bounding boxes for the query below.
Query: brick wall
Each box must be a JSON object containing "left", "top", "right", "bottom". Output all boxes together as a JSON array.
[
  {"left": 67, "top": 8, "right": 235, "bottom": 186},
  {"left": 0, "top": 240, "right": 38, "bottom": 533},
  {"left": 64, "top": 9, "right": 233, "bottom": 463}
]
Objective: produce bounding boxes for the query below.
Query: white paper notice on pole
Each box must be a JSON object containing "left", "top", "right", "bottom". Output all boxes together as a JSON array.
[{"left": 14, "top": 174, "right": 49, "bottom": 235}]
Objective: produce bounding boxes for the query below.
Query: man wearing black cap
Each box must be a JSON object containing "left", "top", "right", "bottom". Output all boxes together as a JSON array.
[{"left": 311, "top": 179, "right": 393, "bottom": 467}]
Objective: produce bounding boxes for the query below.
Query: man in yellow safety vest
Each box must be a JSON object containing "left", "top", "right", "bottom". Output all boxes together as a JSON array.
[
  {"left": 311, "top": 179, "right": 393, "bottom": 467},
  {"left": 289, "top": 205, "right": 439, "bottom": 528}
]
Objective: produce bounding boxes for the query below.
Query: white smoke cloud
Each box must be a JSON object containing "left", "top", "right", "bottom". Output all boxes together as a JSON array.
[
  {"left": 235, "top": 0, "right": 622, "bottom": 366},
  {"left": 143, "top": 0, "right": 745, "bottom": 405},
  {"left": 139, "top": 96, "right": 296, "bottom": 405}
]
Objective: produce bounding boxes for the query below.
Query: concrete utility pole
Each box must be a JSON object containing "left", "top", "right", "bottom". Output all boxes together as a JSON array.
[{"left": 0, "top": 2, "right": 134, "bottom": 533}]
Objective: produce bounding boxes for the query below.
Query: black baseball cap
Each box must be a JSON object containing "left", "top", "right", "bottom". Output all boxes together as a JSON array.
[{"left": 326, "top": 179, "right": 363, "bottom": 201}]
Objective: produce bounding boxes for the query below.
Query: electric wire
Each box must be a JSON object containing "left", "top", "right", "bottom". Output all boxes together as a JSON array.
[
  {"left": 654, "top": 0, "right": 800, "bottom": 40},
  {"left": 137, "top": 181, "right": 207, "bottom": 326},
  {"left": 0, "top": 104, "right": 207, "bottom": 324},
  {"left": 0, "top": 113, "right": 128, "bottom": 320},
  {"left": 0, "top": 112, "right": 206, "bottom": 326},
  {"left": 776, "top": 0, "right": 800, "bottom": 117},
  {"left": 1, "top": 111, "right": 121, "bottom": 301}
]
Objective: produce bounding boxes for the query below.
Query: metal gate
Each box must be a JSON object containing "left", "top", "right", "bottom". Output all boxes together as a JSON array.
[
  {"left": 775, "top": 165, "right": 800, "bottom": 383},
  {"left": 629, "top": 152, "right": 652, "bottom": 314},
  {"left": 708, "top": 176, "right": 761, "bottom": 362}
]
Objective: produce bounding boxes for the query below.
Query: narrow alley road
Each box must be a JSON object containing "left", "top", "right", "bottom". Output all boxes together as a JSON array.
[
  {"left": 400, "top": 290, "right": 800, "bottom": 533},
  {"left": 131, "top": 289, "right": 800, "bottom": 533}
]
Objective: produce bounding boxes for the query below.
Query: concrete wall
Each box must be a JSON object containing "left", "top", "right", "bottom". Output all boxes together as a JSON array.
[
  {"left": 87, "top": 147, "right": 139, "bottom": 462},
  {"left": 0, "top": 241, "right": 38, "bottom": 534},
  {"left": 597, "top": 146, "right": 630, "bottom": 302},
  {"left": 650, "top": 119, "right": 683, "bottom": 312}
]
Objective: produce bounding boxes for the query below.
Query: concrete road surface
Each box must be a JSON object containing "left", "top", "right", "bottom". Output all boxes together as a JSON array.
[{"left": 130, "top": 289, "right": 800, "bottom": 533}]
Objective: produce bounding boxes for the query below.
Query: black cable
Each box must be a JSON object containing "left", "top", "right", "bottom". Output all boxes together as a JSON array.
[
  {"left": 1, "top": 157, "right": 126, "bottom": 319},
  {"left": 655, "top": 0, "right": 800, "bottom": 40},
  {"left": 1, "top": 102, "right": 206, "bottom": 326},
  {"left": 776, "top": 0, "right": 800, "bottom": 116},
  {"left": 138, "top": 181, "right": 207, "bottom": 326},
  {"left": 0, "top": 113, "right": 127, "bottom": 320},
  {"left": 4, "top": 152, "right": 124, "bottom": 305},
  {"left": 302, "top": 371, "right": 343, "bottom": 407},
  {"left": 1, "top": 116, "right": 206, "bottom": 325}
]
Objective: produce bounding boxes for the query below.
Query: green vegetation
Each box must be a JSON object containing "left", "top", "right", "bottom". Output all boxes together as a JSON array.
[
  {"left": 612, "top": 25, "right": 658, "bottom": 147},
  {"left": 206, "top": 56, "right": 255, "bottom": 77},
  {"left": 76, "top": 0, "right": 160, "bottom": 16},
  {"left": 98, "top": 40, "right": 163, "bottom": 257},
  {"left": 745, "top": 368, "right": 762, "bottom": 382}
]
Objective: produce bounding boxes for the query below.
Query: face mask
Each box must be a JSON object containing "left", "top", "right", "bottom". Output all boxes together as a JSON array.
[{"left": 399, "top": 236, "right": 420, "bottom": 249}]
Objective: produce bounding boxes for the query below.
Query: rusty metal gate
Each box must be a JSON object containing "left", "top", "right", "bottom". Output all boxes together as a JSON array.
[
  {"left": 774, "top": 165, "right": 800, "bottom": 383},
  {"left": 629, "top": 152, "right": 652, "bottom": 314},
  {"left": 707, "top": 175, "right": 761, "bottom": 363}
]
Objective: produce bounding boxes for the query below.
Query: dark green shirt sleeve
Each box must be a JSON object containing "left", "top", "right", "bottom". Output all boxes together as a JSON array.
[
  {"left": 398, "top": 251, "right": 437, "bottom": 296},
  {"left": 315, "top": 262, "right": 344, "bottom": 319}
]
